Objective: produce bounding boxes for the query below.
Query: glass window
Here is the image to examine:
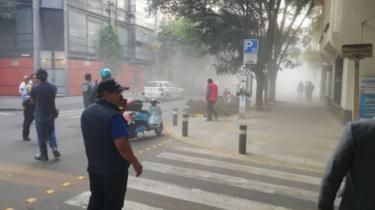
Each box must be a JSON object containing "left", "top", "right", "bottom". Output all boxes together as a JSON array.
[
  {"left": 87, "top": 19, "right": 101, "bottom": 54},
  {"left": 16, "top": 7, "right": 32, "bottom": 34},
  {"left": 68, "top": 10, "right": 87, "bottom": 53},
  {"left": 40, "top": 51, "right": 52, "bottom": 69},
  {"left": 54, "top": 51, "right": 66, "bottom": 69},
  {"left": 116, "top": 0, "right": 127, "bottom": 21},
  {"left": 87, "top": 0, "right": 103, "bottom": 15},
  {"left": 68, "top": 0, "right": 86, "bottom": 8}
]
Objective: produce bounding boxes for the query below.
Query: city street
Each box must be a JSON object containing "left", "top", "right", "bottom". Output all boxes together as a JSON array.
[{"left": 0, "top": 97, "right": 324, "bottom": 210}]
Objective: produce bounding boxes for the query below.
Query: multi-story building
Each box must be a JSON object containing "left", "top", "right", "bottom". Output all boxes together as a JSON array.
[
  {"left": 318, "top": 0, "right": 375, "bottom": 123},
  {"left": 0, "top": 0, "right": 158, "bottom": 96}
]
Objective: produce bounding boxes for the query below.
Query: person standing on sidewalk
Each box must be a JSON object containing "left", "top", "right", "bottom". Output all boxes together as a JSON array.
[
  {"left": 82, "top": 73, "right": 94, "bottom": 108},
  {"left": 318, "top": 120, "right": 375, "bottom": 210},
  {"left": 31, "top": 69, "right": 61, "bottom": 161},
  {"left": 21, "top": 74, "right": 36, "bottom": 141},
  {"left": 81, "top": 79, "right": 142, "bottom": 210},
  {"left": 19, "top": 75, "right": 31, "bottom": 95},
  {"left": 206, "top": 78, "right": 218, "bottom": 121}
]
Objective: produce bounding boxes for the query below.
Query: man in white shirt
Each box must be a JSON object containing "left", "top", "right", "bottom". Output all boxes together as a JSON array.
[{"left": 19, "top": 75, "right": 30, "bottom": 95}]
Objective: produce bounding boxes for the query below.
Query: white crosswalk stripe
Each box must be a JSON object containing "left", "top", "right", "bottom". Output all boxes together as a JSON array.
[
  {"left": 59, "top": 109, "right": 83, "bottom": 119},
  {"left": 142, "top": 161, "right": 318, "bottom": 201},
  {"left": 65, "top": 145, "right": 323, "bottom": 210},
  {"left": 65, "top": 191, "right": 164, "bottom": 210},
  {"left": 0, "top": 111, "right": 14, "bottom": 116},
  {"left": 157, "top": 152, "right": 321, "bottom": 185}
]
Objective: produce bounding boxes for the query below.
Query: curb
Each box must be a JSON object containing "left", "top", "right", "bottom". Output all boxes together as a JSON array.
[
  {"left": 165, "top": 122, "right": 324, "bottom": 174},
  {"left": 0, "top": 108, "right": 22, "bottom": 111}
]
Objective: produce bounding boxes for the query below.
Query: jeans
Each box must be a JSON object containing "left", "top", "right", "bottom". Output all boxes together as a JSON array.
[
  {"left": 207, "top": 101, "right": 217, "bottom": 121},
  {"left": 35, "top": 112, "right": 57, "bottom": 157},
  {"left": 88, "top": 172, "right": 129, "bottom": 210},
  {"left": 22, "top": 102, "right": 35, "bottom": 139}
]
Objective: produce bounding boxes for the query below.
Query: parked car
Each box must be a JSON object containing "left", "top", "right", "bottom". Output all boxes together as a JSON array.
[{"left": 142, "top": 81, "right": 184, "bottom": 101}]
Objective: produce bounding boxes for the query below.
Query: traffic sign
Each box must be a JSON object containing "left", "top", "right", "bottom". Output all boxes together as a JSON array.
[{"left": 243, "top": 39, "right": 258, "bottom": 64}]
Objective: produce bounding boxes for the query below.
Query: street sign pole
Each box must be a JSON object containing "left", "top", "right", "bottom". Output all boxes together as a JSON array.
[
  {"left": 240, "top": 39, "right": 258, "bottom": 119},
  {"left": 342, "top": 43, "right": 373, "bottom": 121},
  {"left": 353, "top": 59, "right": 360, "bottom": 121}
]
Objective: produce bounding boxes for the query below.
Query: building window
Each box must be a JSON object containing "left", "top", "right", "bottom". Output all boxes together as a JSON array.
[
  {"left": 16, "top": 7, "right": 33, "bottom": 50},
  {"left": 117, "top": 25, "right": 129, "bottom": 57},
  {"left": 68, "top": 10, "right": 87, "bottom": 53},
  {"left": 88, "top": 18, "right": 102, "bottom": 54},
  {"left": 87, "top": 0, "right": 103, "bottom": 16}
]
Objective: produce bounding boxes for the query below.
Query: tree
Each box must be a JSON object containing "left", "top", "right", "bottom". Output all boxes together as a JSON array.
[
  {"left": 148, "top": 0, "right": 314, "bottom": 110},
  {"left": 97, "top": 25, "right": 124, "bottom": 74},
  {"left": 267, "top": 0, "right": 314, "bottom": 103},
  {"left": 0, "top": 0, "right": 18, "bottom": 19}
]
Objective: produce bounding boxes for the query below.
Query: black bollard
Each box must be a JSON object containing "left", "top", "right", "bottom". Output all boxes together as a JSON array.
[
  {"left": 239, "top": 125, "right": 247, "bottom": 154},
  {"left": 182, "top": 113, "right": 189, "bottom": 137},
  {"left": 173, "top": 109, "right": 178, "bottom": 126}
]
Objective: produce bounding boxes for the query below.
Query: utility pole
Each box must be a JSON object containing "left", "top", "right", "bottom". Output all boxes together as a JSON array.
[{"left": 32, "top": 0, "right": 40, "bottom": 72}]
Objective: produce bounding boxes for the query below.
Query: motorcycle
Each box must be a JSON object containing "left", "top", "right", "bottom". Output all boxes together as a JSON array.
[{"left": 124, "top": 99, "right": 163, "bottom": 139}]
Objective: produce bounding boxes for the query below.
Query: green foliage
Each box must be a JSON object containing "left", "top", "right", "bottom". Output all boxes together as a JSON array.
[
  {"left": 97, "top": 25, "right": 124, "bottom": 72},
  {"left": 0, "top": 0, "right": 18, "bottom": 19},
  {"left": 215, "top": 96, "right": 239, "bottom": 116}
]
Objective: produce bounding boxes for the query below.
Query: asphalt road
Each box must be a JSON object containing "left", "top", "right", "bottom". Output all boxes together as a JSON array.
[{"left": 0, "top": 97, "right": 324, "bottom": 210}]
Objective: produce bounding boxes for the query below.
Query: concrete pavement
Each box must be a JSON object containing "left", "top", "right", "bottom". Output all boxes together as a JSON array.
[{"left": 166, "top": 100, "right": 343, "bottom": 170}]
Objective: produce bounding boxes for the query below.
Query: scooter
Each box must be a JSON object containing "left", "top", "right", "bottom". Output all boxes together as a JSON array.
[{"left": 124, "top": 99, "right": 163, "bottom": 139}]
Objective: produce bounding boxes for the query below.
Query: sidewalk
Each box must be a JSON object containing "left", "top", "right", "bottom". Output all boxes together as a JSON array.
[
  {"left": 166, "top": 100, "right": 343, "bottom": 170},
  {"left": 0, "top": 91, "right": 142, "bottom": 111}
]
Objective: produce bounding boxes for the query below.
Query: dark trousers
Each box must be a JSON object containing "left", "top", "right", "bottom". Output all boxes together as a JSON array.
[
  {"left": 22, "top": 102, "right": 35, "bottom": 139},
  {"left": 88, "top": 172, "right": 129, "bottom": 210},
  {"left": 35, "top": 113, "right": 55, "bottom": 157},
  {"left": 207, "top": 101, "right": 217, "bottom": 121}
]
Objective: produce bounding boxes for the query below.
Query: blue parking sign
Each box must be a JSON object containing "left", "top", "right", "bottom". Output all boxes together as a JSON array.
[
  {"left": 244, "top": 39, "right": 258, "bottom": 53},
  {"left": 243, "top": 39, "right": 258, "bottom": 64}
]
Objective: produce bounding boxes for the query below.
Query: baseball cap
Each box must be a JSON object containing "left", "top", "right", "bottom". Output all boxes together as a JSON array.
[{"left": 97, "top": 79, "right": 130, "bottom": 95}]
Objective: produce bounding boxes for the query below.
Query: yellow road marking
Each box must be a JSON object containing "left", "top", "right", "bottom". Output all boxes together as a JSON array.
[
  {"left": 158, "top": 143, "right": 163, "bottom": 146},
  {"left": 4, "top": 208, "right": 15, "bottom": 210},
  {"left": 152, "top": 145, "right": 158, "bottom": 148},
  {"left": 77, "top": 176, "right": 85, "bottom": 180},
  {"left": 139, "top": 150, "right": 144, "bottom": 154},
  {"left": 61, "top": 182, "right": 71, "bottom": 187},
  {"left": 45, "top": 189, "right": 55, "bottom": 195},
  {"left": 25, "top": 198, "right": 37, "bottom": 204},
  {"left": 146, "top": 147, "right": 151, "bottom": 150}
]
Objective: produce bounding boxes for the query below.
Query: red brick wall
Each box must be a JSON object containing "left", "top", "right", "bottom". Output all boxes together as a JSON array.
[
  {"left": 67, "top": 59, "right": 148, "bottom": 96},
  {"left": 0, "top": 57, "right": 149, "bottom": 96},
  {"left": 0, "top": 58, "right": 34, "bottom": 96}
]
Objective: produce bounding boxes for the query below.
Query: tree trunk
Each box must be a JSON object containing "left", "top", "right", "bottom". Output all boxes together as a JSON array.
[
  {"left": 264, "top": 75, "right": 269, "bottom": 106},
  {"left": 269, "top": 70, "right": 278, "bottom": 103},
  {"left": 255, "top": 72, "right": 265, "bottom": 111}
]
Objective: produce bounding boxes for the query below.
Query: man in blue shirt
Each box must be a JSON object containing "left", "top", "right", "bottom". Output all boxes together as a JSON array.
[
  {"left": 81, "top": 79, "right": 142, "bottom": 210},
  {"left": 31, "top": 69, "right": 61, "bottom": 161}
]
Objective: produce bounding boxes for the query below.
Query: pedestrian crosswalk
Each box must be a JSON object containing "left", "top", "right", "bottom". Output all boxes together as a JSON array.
[{"left": 64, "top": 144, "right": 325, "bottom": 210}]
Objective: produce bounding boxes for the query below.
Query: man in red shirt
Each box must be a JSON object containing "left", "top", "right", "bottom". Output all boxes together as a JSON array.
[{"left": 206, "top": 79, "right": 218, "bottom": 121}]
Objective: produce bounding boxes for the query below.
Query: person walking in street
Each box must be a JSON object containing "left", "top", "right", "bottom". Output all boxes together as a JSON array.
[
  {"left": 19, "top": 75, "right": 31, "bottom": 95},
  {"left": 81, "top": 79, "right": 142, "bottom": 210},
  {"left": 318, "top": 120, "right": 375, "bottom": 210},
  {"left": 206, "top": 78, "right": 218, "bottom": 121},
  {"left": 21, "top": 74, "right": 36, "bottom": 141},
  {"left": 31, "top": 69, "right": 61, "bottom": 161},
  {"left": 305, "top": 81, "right": 315, "bottom": 102},
  {"left": 82, "top": 73, "right": 94, "bottom": 108},
  {"left": 297, "top": 81, "right": 304, "bottom": 99}
]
